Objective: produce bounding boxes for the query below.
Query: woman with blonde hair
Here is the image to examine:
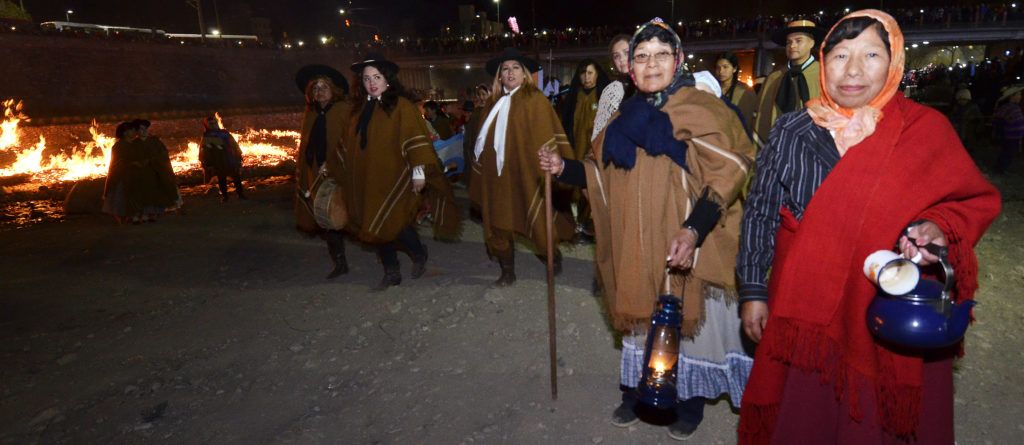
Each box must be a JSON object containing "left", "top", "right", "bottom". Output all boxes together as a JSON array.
[{"left": 469, "top": 47, "right": 575, "bottom": 287}]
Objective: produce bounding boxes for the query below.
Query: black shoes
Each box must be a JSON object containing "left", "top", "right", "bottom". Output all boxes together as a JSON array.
[
  {"left": 410, "top": 246, "right": 428, "bottom": 279},
  {"left": 371, "top": 269, "right": 401, "bottom": 292}
]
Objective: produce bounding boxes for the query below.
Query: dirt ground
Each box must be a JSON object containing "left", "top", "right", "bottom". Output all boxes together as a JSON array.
[{"left": 0, "top": 150, "right": 1021, "bottom": 444}]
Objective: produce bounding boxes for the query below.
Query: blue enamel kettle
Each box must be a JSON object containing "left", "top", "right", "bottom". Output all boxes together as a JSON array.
[{"left": 865, "top": 244, "right": 974, "bottom": 350}]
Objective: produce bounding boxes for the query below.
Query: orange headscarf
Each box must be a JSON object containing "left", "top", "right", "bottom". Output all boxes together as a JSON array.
[{"left": 806, "top": 9, "right": 905, "bottom": 153}]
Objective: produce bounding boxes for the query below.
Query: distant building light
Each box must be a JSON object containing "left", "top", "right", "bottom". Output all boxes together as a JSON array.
[
  {"left": 320, "top": 36, "right": 328, "bottom": 44},
  {"left": 429, "top": 65, "right": 435, "bottom": 69},
  {"left": 298, "top": 40, "right": 304, "bottom": 46},
  {"left": 687, "top": 54, "right": 694, "bottom": 59},
  {"left": 180, "top": 40, "right": 185, "bottom": 44},
  {"left": 237, "top": 41, "right": 242, "bottom": 45},
  {"left": 677, "top": 21, "right": 682, "bottom": 26},
  {"left": 399, "top": 38, "right": 405, "bottom": 43},
  {"left": 567, "top": 27, "right": 573, "bottom": 32},
  {"left": 844, "top": 7, "right": 850, "bottom": 13},
  {"left": 211, "top": 29, "right": 221, "bottom": 36},
  {"left": 10, "top": 26, "right": 15, "bottom": 31},
  {"left": 819, "top": 10, "right": 823, "bottom": 15},
  {"left": 705, "top": 19, "right": 710, "bottom": 23},
  {"left": 922, "top": 41, "right": 929, "bottom": 45},
  {"left": 911, "top": 43, "right": 919, "bottom": 48},
  {"left": 339, "top": 8, "right": 346, "bottom": 14},
  {"left": 542, "top": 30, "right": 547, "bottom": 35},
  {"left": 503, "top": 33, "right": 509, "bottom": 38},
  {"left": 920, "top": 9, "right": 924, "bottom": 13},
  {"left": 464, "top": 64, "right": 471, "bottom": 70}
]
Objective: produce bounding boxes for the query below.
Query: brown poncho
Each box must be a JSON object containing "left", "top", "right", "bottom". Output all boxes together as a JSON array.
[
  {"left": 295, "top": 101, "right": 351, "bottom": 233},
  {"left": 139, "top": 136, "right": 179, "bottom": 206},
  {"left": 341, "top": 96, "right": 460, "bottom": 244},
  {"left": 586, "top": 87, "right": 754, "bottom": 335},
  {"left": 754, "top": 61, "right": 820, "bottom": 146},
  {"left": 468, "top": 86, "right": 576, "bottom": 252}
]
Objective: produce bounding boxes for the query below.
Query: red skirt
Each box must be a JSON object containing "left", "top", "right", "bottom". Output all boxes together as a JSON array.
[{"left": 768, "top": 357, "right": 954, "bottom": 445}]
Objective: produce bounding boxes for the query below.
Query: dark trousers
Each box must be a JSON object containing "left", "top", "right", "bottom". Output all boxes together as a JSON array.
[
  {"left": 377, "top": 226, "right": 425, "bottom": 270},
  {"left": 996, "top": 137, "right": 1019, "bottom": 173},
  {"left": 217, "top": 174, "right": 244, "bottom": 196}
]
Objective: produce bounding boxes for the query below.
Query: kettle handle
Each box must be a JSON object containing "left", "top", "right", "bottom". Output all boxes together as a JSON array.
[{"left": 903, "top": 229, "right": 955, "bottom": 299}]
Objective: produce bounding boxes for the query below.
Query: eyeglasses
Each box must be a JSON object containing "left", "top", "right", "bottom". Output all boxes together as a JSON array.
[{"left": 633, "top": 51, "right": 675, "bottom": 65}]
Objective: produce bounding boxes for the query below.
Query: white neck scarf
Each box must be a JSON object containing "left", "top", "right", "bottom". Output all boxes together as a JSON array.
[{"left": 474, "top": 85, "right": 520, "bottom": 176}]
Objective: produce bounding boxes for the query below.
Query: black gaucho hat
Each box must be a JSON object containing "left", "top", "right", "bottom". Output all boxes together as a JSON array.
[
  {"left": 771, "top": 19, "right": 825, "bottom": 46},
  {"left": 115, "top": 121, "right": 137, "bottom": 139},
  {"left": 295, "top": 64, "right": 349, "bottom": 94},
  {"left": 486, "top": 47, "right": 540, "bottom": 76},
  {"left": 350, "top": 52, "right": 399, "bottom": 75}
]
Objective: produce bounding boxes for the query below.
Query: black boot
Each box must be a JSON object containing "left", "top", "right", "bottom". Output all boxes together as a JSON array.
[
  {"left": 491, "top": 252, "right": 516, "bottom": 287},
  {"left": 371, "top": 266, "right": 401, "bottom": 292},
  {"left": 410, "top": 245, "right": 428, "bottom": 279},
  {"left": 325, "top": 232, "right": 348, "bottom": 279},
  {"left": 536, "top": 251, "right": 563, "bottom": 276}
]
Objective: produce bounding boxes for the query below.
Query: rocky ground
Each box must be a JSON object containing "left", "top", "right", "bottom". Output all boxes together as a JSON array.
[{"left": 0, "top": 147, "right": 1021, "bottom": 444}]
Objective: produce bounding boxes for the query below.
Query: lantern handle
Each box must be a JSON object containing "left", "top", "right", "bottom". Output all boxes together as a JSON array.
[{"left": 662, "top": 267, "right": 672, "bottom": 295}]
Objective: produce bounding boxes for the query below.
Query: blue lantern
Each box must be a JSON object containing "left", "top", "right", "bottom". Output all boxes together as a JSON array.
[{"left": 638, "top": 295, "right": 682, "bottom": 409}]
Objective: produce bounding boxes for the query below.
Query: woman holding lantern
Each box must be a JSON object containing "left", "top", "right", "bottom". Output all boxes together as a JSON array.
[
  {"left": 736, "top": 10, "right": 1000, "bottom": 444},
  {"left": 538, "top": 19, "right": 755, "bottom": 440}
]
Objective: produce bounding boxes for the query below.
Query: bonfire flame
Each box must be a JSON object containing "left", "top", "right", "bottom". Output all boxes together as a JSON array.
[{"left": 0, "top": 99, "right": 299, "bottom": 183}]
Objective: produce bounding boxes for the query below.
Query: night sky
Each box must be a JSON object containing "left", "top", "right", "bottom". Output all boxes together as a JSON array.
[{"left": 18, "top": 1, "right": 994, "bottom": 41}]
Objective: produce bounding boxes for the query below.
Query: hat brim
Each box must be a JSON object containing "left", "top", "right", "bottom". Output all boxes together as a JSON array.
[
  {"left": 350, "top": 59, "right": 399, "bottom": 76},
  {"left": 771, "top": 26, "right": 825, "bottom": 46},
  {"left": 998, "top": 86, "right": 1024, "bottom": 103},
  {"left": 486, "top": 55, "right": 540, "bottom": 77},
  {"left": 295, "top": 64, "right": 349, "bottom": 95}
]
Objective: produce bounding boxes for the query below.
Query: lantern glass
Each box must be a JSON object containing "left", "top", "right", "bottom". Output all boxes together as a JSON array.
[
  {"left": 646, "top": 326, "right": 679, "bottom": 382},
  {"left": 637, "top": 295, "right": 682, "bottom": 409}
]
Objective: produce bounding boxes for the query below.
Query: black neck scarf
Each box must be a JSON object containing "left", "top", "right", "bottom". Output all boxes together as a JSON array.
[
  {"left": 305, "top": 102, "right": 332, "bottom": 167},
  {"left": 775, "top": 56, "right": 814, "bottom": 113},
  {"left": 356, "top": 97, "right": 378, "bottom": 150}
]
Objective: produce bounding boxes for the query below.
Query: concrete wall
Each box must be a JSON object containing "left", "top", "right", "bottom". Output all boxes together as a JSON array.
[
  {"left": 0, "top": 34, "right": 587, "bottom": 122},
  {"left": 0, "top": 35, "right": 363, "bottom": 122}
]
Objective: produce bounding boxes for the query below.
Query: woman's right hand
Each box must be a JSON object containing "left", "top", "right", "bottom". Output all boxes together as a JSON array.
[
  {"left": 741, "top": 301, "right": 769, "bottom": 343},
  {"left": 537, "top": 147, "right": 564, "bottom": 176}
]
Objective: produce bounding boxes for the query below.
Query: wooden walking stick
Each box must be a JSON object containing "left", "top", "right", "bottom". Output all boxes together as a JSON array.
[{"left": 543, "top": 140, "right": 558, "bottom": 400}]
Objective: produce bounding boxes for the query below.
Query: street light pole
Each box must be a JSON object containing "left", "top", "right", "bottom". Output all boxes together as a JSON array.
[
  {"left": 65, "top": 10, "right": 73, "bottom": 22},
  {"left": 494, "top": 0, "right": 501, "bottom": 25},
  {"left": 186, "top": 0, "right": 206, "bottom": 42}
]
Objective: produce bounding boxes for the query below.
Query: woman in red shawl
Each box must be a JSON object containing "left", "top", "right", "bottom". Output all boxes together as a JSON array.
[{"left": 736, "top": 10, "right": 1001, "bottom": 444}]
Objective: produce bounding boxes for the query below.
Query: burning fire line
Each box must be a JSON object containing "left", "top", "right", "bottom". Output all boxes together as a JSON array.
[{"left": 0, "top": 100, "right": 300, "bottom": 184}]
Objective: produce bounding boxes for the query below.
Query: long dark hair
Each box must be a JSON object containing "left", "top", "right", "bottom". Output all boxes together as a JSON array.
[
  {"left": 560, "top": 58, "right": 610, "bottom": 147},
  {"left": 717, "top": 52, "right": 741, "bottom": 102},
  {"left": 350, "top": 62, "right": 416, "bottom": 116},
  {"left": 608, "top": 33, "right": 636, "bottom": 98}
]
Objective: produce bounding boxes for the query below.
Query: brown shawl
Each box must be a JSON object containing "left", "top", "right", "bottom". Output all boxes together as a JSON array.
[
  {"left": 295, "top": 101, "right": 351, "bottom": 233},
  {"left": 754, "top": 61, "right": 820, "bottom": 147},
  {"left": 727, "top": 83, "right": 759, "bottom": 131},
  {"left": 341, "top": 96, "right": 460, "bottom": 244},
  {"left": 586, "top": 87, "right": 753, "bottom": 335},
  {"left": 468, "top": 86, "right": 576, "bottom": 253}
]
